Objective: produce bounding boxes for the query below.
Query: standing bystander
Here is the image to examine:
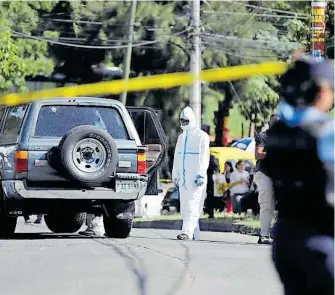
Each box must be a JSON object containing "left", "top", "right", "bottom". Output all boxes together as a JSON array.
[
  {"left": 254, "top": 114, "right": 280, "bottom": 244},
  {"left": 230, "top": 160, "right": 250, "bottom": 214},
  {"left": 206, "top": 154, "right": 220, "bottom": 218}
]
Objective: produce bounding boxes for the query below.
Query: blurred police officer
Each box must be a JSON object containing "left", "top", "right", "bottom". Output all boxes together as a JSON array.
[{"left": 267, "top": 56, "right": 334, "bottom": 295}]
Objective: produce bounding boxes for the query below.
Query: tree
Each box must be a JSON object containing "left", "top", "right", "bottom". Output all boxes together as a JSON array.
[
  {"left": 40, "top": 1, "right": 318, "bottom": 141},
  {"left": 42, "top": 1, "right": 192, "bottom": 144},
  {"left": 0, "top": 1, "right": 56, "bottom": 93},
  {"left": 239, "top": 75, "right": 279, "bottom": 129}
]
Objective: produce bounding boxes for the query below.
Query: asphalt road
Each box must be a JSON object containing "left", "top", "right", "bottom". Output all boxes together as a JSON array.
[{"left": 0, "top": 217, "right": 282, "bottom": 295}]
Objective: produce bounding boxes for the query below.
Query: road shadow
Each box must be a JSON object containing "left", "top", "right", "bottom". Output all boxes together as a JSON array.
[
  {"left": 131, "top": 232, "right": 260, "bottom": 247},
  {"left": 93, "top": 238, "right": 148, "bottom": 295},
  {"left": 0, "top": 232, "right": 106, "bottom": 240},
  {"left": 144, "top": 229, "right": 194, "bottom": 295}
]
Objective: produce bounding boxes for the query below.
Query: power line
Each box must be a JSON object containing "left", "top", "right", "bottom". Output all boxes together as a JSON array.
[
  {"left": 121, "top": 0, "right": 137, "bottom": 105},
  {"left": 13, "top": 35, "right": 179, "bottom": 45},
  {"left": 40, "top": 17, "right": 177, "bottom": 32},
  {"left": 14, "top": 36, "right": 144, "bottom": 44},
  {"left": 202, "top": 43, "right": 285, "bottom": 60},
  {"left": 232, "top": 2, "right": 309, "bottom": 17},
  {"left": 228, "top": 2, "right": 264, "bottom": 42},
  {"left": 203, "top": 11, "right": 309, "bottom": 20},
  {"left": 203, "top": 41, "right": 293, "bottom": 60},
  {"left": 10, "top": 28, "right": 190, "bottom": 50},
  {"left": 228, "top": 81, "right": 252, "bottom": 122},
  {"left": 202, "top": 1, "right": 236, "bottom": 28},
  {"left": 203, "top": 33, "right": 301, "bottom": 48},
  {"left": 203, "top": 5, "right": 258, "bottom": 46}
]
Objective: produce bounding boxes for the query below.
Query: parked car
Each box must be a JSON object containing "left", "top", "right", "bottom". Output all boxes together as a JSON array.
[
  {"left": 210, "top": 147, "right": 256, "bottom": 173},
  {"left": 0, "top": 98, "right": 166, "bottom": 239},
  {"left": 231, "top": 137, "right": 255, "bottom": 153}
]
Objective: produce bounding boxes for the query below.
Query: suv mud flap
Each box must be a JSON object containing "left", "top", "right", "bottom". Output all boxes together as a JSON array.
[{"left": 104, "top": 200, "right": 135, "bottom": 218}]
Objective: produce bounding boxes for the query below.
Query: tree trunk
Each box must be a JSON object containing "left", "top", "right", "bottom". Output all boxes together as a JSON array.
[{"left": 248, "top": 122, "right": 255, "bottom": 137}]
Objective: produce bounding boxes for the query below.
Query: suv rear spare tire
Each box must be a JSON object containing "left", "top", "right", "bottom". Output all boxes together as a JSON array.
[
  {"left": 59, "top": 125, "right": 118, "bottom": 187},
  {"left": 45, "top": 212, "right": 86, "bottom": 233}
]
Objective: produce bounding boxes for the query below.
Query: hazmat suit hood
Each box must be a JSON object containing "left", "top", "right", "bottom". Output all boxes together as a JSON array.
[{"left": 180, "top": 107, "right": 196, "bottom": 132}]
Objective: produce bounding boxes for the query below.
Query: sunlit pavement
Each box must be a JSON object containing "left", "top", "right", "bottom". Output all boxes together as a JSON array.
[{"left": 0, "top": 217, "right": 282, "bottom": 295}]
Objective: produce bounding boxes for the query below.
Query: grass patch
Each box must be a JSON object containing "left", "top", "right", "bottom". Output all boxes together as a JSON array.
[
  {"left": 135, "top": 214, "right": 182, "bottom": 221},
  {"left": 135, "top": 212, "right": 261, "bottom": 229}
]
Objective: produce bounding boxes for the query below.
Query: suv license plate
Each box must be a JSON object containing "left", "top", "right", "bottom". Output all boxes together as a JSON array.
[{"left": 116, "top": 180, "right": 141, "bottom": 194}]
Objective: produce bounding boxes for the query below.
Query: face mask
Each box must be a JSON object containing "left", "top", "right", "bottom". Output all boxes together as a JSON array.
[{"left": 181, "top": 125, "right": 190, "bottom": 131}]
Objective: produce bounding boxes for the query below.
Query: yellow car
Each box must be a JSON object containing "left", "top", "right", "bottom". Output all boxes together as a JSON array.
[{"left": 210, "top": 146, "right": 256, "bottom": 173}]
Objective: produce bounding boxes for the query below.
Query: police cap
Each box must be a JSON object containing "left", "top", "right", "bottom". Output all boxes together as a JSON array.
[{"left": 280, "top": 57, "right": 334, "bottom": 107}]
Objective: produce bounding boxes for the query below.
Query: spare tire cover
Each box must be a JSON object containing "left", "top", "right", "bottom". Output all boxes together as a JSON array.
[{"left": 59, "top": 125, "right": 118, "bottom": 186}]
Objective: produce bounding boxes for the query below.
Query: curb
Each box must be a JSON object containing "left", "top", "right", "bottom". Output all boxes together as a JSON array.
[{"left": 133, "top": 219, "right": 261, "bottom": 236}]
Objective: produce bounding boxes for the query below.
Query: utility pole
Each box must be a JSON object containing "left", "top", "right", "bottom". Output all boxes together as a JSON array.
[
  {"left": 121, "top": 0, "right": 137, "bottom": 105},
  {"left": 311, "top": 1, "right": 327, "bottom": 60},
  {"left": 189, "top": 0, "right": 201, "bottom": 128}
]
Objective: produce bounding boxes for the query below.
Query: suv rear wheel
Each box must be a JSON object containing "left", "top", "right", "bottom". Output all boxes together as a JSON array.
[
  {"left": 45, "top": 212, "right": 86, "bottom": 233},
  {"left": 103, "top": 200, "right": 134, "bottom": 239}
]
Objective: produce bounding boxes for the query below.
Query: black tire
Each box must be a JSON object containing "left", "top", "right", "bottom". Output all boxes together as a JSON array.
[
  {"left": 0, "top": 208, "right": 17, "bottom": 239},
  {"left": 103, "top": 215, "right": 133, "bottom": 239},
  {"left": 45, "top": 212, "right": 86, "bottom": 233},
  {"left": 47, "top": 146, "right": 63, "bottom": 173},
  {"left": 59, "top": 125, "right": 118, "bottom": 187},
  {"left": 103, "top": 201, "right": 134, "bottom": 239}
]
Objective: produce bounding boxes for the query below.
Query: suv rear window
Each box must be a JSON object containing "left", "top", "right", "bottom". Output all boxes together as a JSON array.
[{"left": 34, "top": 105, "right": 129, "bottom": 139}]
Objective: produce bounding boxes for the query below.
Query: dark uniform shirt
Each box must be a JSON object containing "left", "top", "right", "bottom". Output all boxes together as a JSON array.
[
  {"left": 255, "top": 130, "right": 269, "bottom": 175},
  {"left": 207, "top": 155, "right": 220, "bottom": 194}
]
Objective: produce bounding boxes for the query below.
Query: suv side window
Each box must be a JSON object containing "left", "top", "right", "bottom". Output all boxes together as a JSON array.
[
  {"left": 3, "top": 105, "right": 28, "bottom": 137},
  {"left": 0, "top": 107, "right": 6, "bottom": 131}
]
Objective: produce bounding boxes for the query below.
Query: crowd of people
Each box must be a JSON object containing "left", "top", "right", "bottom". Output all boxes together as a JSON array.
[{"left": 206, "top": 157, "right": 259, "bottom": 219}]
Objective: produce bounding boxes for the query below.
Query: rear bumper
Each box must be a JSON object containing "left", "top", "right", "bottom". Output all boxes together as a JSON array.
[{"left": 1, "top": 177, "right": 148, "bottom": 201}]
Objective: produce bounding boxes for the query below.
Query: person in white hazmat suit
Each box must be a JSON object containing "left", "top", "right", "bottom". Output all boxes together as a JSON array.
[{"left": 172, "top": 107, "right": 210, "bottom": 241}]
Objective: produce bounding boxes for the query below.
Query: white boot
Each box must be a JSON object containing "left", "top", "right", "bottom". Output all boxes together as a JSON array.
[{"left": 79, "top": 214, "right": 105, "bottom": 237}]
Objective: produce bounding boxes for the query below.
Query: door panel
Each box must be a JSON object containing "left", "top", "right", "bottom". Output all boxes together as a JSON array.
[{"left": 127, "top": 107, "right": 167, "bottom": 195}]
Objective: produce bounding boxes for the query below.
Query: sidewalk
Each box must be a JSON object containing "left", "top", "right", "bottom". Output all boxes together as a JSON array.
[{"left": 133, "top": 214, "right": 267, "bottom": 237}]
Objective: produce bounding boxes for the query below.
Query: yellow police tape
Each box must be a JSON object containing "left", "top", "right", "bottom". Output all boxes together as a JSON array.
[{"left": 0, "top": 62, "right": 288, "bottom": 106}]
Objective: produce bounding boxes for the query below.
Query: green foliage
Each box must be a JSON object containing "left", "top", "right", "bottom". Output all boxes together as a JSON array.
[
  {"left": 239, "top": 75, "right": 279, "bottom": 127},
  {"left": 0, "top": 1, "right": 56, "bottom": 94},
  {"left": 0, "top": 27, "right": 25, "bottom": 92},
  {"left": 14, "top": 0, "right": 324, "bottom": 142}
]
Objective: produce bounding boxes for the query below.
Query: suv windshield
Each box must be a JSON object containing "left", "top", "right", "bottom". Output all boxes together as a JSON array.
[{"left": 34, "top": 105, "right": 129, "bottom": 139}]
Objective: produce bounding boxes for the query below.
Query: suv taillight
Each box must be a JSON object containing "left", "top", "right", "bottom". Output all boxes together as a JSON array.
[
  {"left": 15, "top": 150, "right": 28, "bottom": 173},
  {"left": 137, "top": 152, "right": 147, "bottom": 174}
]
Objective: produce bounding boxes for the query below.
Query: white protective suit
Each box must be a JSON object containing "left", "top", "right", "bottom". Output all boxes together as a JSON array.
[{"left": 172, "top": 107, "right": 210, "bottom": 239}]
